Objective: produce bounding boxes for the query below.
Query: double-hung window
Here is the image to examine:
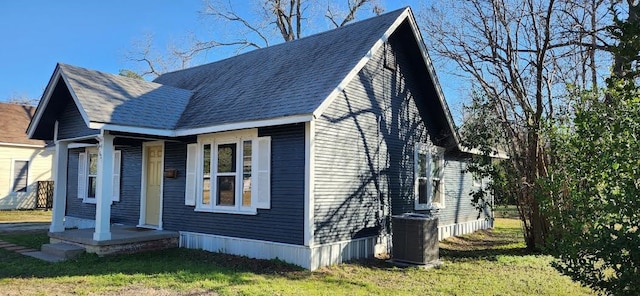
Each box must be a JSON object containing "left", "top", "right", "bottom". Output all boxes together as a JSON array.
[
  {"left": 77, "top": 147, "right": 122, "bottom": 204},
  {"left": 12, "top": 160, "right": 29, "bottom": 193},
  {"left": 186, "top": 129, "right": 270, "bottom": 214},
  {"left": 415, "top": 143, "right": 445, "bottom": 210}
]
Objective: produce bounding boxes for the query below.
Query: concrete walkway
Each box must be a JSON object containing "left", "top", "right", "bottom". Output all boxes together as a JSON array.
[
  {"left": 0, "top": 222, "right": 66, "bottom": 262},
  {"left": 0, "top": 222, "right": 50, "bottom": 233}
]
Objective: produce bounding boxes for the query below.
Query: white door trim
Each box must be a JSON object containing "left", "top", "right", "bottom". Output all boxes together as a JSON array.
[{"left": 138, "top": 141, "right": 165, "bottom": 229}]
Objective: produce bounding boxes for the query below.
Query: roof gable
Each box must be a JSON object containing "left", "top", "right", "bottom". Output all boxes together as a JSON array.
[
  {"left": 0, "top": 103, "right": 46, "bottom": 146},
  {"left": 28, "top": 64, "right": 193, "bottom": 139}
]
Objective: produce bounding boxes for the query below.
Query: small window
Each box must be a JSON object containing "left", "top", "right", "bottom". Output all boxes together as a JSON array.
[
  {"left": 12, "top": 160, "right": 29, "bottom": 193},
  {"left": 415, "top": 144, "right": 445, "bottom": 209}
]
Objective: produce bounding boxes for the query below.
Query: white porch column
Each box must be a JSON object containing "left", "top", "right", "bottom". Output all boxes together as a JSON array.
[
  {"left": 93, "top": 132, "right": 114, "bottom": 241},
  {"left": 50, "top": 141, "right": 68, "bottom": 233}
]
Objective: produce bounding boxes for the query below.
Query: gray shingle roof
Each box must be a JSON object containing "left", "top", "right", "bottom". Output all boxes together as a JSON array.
[
  {"left": 59, "top": 63, "right": 192, "bottom": 130},
  {"left": 154, "top": 7, "right": 407, "bottom": 130}
]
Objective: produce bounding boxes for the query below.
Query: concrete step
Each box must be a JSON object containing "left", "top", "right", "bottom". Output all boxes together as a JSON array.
[
  {"left": 23, "top": 251, "right": 66, "bottom": 263},
  {"left": 41, "top": 243, "right": 85, "bottom": 259}
]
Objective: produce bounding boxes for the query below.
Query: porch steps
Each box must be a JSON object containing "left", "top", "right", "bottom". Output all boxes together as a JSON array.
[{"left": 39, "top": 243, "right": 85, "bottom": 260}]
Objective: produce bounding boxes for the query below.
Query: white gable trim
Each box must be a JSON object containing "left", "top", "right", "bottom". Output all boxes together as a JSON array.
[
  {"left": 312, "top": 8, "right": 410, "bottom": 119},
  {"left": 27, "top": 64, "right": 92, "bottom": 139},
  {"left": 27, "top": 67, "right": 61, "bottom": 139},
  {"left": 311, "top": 7, "right": 461, "bottom": 149}
]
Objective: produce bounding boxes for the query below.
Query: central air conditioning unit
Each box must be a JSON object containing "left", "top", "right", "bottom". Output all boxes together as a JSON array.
[{"left": 392, "top": 213, "right": 439, "bottom": 265}]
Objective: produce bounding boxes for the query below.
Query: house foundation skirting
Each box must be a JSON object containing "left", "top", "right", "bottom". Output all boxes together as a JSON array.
[
  {"left": 438, "top": 218, "right": 493, "bottom": 241},
  {"left": 179, "top": 231, "right": 389, "bottom": 270}
]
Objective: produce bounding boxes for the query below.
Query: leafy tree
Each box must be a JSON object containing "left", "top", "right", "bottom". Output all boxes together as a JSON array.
[
  {"left": 545, "top": 2, "right": 640, "bottom": 294},
  {"left": 118, "top": 69, "right": 144, "bottom": 80}
]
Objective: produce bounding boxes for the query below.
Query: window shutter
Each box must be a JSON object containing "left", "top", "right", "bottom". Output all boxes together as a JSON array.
[
  {"left": 112, "top": 150, "right": 121, "bottom": 202},
  {"left": 185, "top": 143, "right": 197, "bottom": 206},
  {"left": 254, "top": 136, "right": 271, "bottom": 209},
  {"left": 77, "top": 152, "right": 87, "bottom": 199}
]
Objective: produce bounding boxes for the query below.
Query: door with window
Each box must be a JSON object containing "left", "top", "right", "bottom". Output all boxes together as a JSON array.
[{"left": 144, "top": 145, "right": 163, "bottom": 227}]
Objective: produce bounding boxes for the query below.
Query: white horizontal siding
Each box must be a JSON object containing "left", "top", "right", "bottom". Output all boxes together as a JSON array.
[{"left": 0, "top": 146, "right": 53, "bottom": 210}]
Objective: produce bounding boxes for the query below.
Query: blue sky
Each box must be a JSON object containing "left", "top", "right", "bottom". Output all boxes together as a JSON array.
[{"left": 0, "top": 0, "right": 465, "bottom": 119}]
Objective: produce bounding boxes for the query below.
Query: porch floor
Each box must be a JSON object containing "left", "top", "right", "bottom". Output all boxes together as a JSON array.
[{"left": 49, "top": 225, "right": 179, "bottom": 256}]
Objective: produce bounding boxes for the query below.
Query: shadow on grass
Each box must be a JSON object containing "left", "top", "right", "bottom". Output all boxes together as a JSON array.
[
  {"left": 0, "top": 219, "right": 533, "bottom": 283},
  {"left": 0, "top": 230, "right": 310, "bottom": 285}
]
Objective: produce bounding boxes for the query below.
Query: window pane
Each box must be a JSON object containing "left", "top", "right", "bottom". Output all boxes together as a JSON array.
[
  {"left": 418, "top": 153, "right": 427, "bottom": 177},
  {"left": 242, "top": 140, "right": 252, "bottom": 206},
  {"left": 88, "top": 176, "right": 97, "bottom": 198},
  {"left": 202, "top": 177, "right": 211, "bottom": 205},
  {"left": 218, "top": 144, "right": 237, "bottom": 173},
  {"left": 202, "top": 144, "right": 211, "bottom": 205},
  {"left": 432, "top": 179, "right": 442, "bottom": 204},
  {"left": 418, "top": 177, "right": 428, "bottom": 204},
  {"left": 13, "top": 160, "right": 28, "bottom": 192},
  {"left": 89, "top": 153, "right": 98, "bottom": 175},
  {"left": 217, "top": 176, "right": 235, "bottom": 206},
  {"left": 431, "top": 153, "right": 441, "bottom": 180},
  {"left": 203, "top": 144, "right": 211, "bottom": 176}
]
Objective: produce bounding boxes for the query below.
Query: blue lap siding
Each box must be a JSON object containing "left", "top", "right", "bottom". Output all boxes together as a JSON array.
[
  {"left": 313, "top": 22, "right": 489, "bottom": 245},
  {"left": 56, "top": 94, "right": 99, "bottom": 140},
  {"left": 65, "top": 145, "right": 142, "bottom": 225},
  {"left": 162, "top": 124, "right": 306, "bottom": 245}
]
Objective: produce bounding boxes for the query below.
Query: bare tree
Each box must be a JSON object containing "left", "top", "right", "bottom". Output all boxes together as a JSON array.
[
  {"left": 126, "top": 0, "right": 382, "bottom": 78},
  {"left": 420, "top": 0, "right": 612, "bottom": 249}
]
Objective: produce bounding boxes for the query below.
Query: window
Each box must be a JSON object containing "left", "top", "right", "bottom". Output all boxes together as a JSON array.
[
  {"left": 185, "top": 129, "right": 270, "bottom": 214},
  {"left": 472, "top": 173, "right": 482, "bottom": 188},
  {"left": 78, "top": 147, "right": 122, "bottom": 204},
  {"left": 415, "top": 144, "right": 445, "bottom": 210},
  {"left": 12, "top": 160, "right": 29, "bottom": 193}
]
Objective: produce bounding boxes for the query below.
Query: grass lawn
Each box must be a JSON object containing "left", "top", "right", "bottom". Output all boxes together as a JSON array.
[
  {"left": 0, "top": 218, "right": 594, "bottom": 295},
  {"left": 0, "top": 210, "right": 52, "bottom": 223}
]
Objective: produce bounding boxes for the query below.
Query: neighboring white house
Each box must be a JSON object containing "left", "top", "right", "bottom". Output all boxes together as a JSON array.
[{"left": 0, "top": 102, "right": 53, "bottom": 210}]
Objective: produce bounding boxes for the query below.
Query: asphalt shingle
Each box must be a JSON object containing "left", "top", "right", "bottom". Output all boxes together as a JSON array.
[
  {"left": 0, "top": 103, "right": 46, "bottom": 146},
  {"left": 154, "top": 7, "right": 407, "bottom": 130},
  {"left": 58, "top": 64, "right": 193, "bottom": 130}
]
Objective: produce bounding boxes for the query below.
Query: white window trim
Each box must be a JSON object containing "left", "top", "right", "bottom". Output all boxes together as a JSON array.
[
  {"left": 10, "top": 158, "right": 30, "bottom": 194},
  {"left": 82, "top": 147, "right": 98, "bottom": 204},
  {"left": 78, "top": 147, "right": 121, "bottom": 204},
  {"left": 414, "top": 143, "right": 445, "bottom": 210},
  {"left": 193, "top": 129, "right": 268, "bottom": 215}
]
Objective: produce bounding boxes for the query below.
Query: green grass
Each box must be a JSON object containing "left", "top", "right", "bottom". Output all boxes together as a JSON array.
[
  {"left": 0, "top": 219, "right": 595, "bottom": 295},
  {"left": 0, "top": 210, "right": 52, "bottom": 223},
  {"left": 494, "top": 204, "right": 519, "bottom": 218}
]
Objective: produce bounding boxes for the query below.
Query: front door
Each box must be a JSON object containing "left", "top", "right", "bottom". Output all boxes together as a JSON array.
[{"left": 144, "top": 145, "right": 163, "bottom": 227}]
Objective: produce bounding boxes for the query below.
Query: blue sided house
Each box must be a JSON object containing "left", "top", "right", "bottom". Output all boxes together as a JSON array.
[{"left": 27, "top": 7, "right": 492, "bottom": 270}]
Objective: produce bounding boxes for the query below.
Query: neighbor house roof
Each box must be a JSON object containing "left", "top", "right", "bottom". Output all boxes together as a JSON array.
[
  {"left": 0, "top": 103, "right": 47, "bottom": 146},
  {"left": 28, "top": 7, "right": 460, "bottom": 148}
]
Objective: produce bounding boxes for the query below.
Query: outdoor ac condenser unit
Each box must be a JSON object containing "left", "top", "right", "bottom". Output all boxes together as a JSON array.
[{"left": 392, "top": 213, "right": 439, "bottom": 265}]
